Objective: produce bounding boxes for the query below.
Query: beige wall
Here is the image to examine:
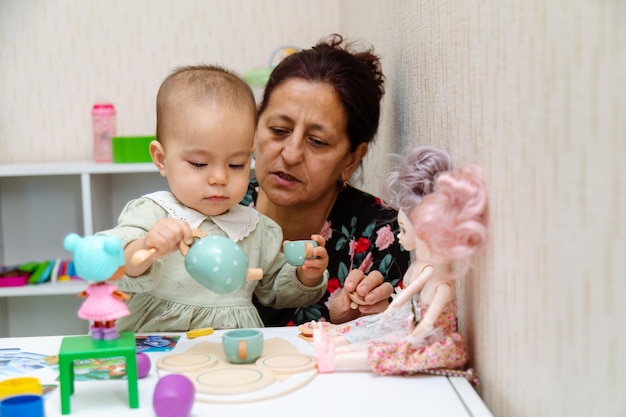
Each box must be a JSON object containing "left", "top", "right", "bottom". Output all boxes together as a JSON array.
[
  {"left": 0, "top": 0, "right": 341, "bottom": 162},
  {"left": 2, "top": 1, "right": 625, "bottom": 416},
  {"left": 342, "top": 0, "right": 625, "bottom": 416}
]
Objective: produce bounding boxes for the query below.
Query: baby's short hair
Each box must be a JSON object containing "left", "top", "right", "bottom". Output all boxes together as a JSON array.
[{"left": 156, "top": 64, "right": 256, "bottom": 141}]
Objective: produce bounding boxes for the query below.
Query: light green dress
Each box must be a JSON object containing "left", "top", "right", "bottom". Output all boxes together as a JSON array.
[{"left": 99, "top": 191, "right": 328, "bottom": 332}]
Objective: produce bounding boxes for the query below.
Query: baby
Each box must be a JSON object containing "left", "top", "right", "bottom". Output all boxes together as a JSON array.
[{"left": 100, "top": 65, "right": 329, "bottom": 332}]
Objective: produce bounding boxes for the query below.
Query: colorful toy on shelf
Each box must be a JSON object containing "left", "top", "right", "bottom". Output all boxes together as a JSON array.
[
  {"left": 63, "top": 233, "right": 130, "bottom": 340},
  {"left": 0, "top": 260, "right": 68, "bottom": 287},
  {"left": 313, "top": 146, "right": 488, "bottom": 383}
]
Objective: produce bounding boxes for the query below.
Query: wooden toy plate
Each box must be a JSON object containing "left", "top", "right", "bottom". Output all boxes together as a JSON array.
[{"left": 158, "top": 329, "right": 318, "bottom": 403}]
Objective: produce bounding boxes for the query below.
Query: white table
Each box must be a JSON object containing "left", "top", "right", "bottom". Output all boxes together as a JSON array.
[{"left": 0, "top": 327, "right": 493, "bottom": 417}]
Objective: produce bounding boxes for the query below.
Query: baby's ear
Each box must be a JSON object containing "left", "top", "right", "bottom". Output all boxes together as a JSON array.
[{"left": 63, "top": 233, "right": 82, "bottom": 253}]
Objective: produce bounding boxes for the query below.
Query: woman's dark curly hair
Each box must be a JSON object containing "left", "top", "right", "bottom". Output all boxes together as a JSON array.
[{"left": 258, "top": 34, "right": 385, "bottom": 152}]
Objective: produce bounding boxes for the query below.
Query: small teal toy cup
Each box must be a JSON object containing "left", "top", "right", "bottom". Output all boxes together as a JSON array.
[
  {"left": 283, "top": 240, "right": 318, "bottom": 266},
  {"left": 222, "top": 329, "right": 264, "bottom": 364}
]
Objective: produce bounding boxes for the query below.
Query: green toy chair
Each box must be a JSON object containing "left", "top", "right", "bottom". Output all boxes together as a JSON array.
[{"left": 58, "top": 332, "right": 139, "bottom": 414}]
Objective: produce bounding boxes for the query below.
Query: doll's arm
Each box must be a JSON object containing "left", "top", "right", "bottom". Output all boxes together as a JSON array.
[
  {"left": 409, "top": 282, "right": 454, "bottom": 337},
  {"left": 112, "top": 289, "right": 131, "bottom": 301},
  {"left": 387, "top": 265, "right": 433, "bottom": 311}
]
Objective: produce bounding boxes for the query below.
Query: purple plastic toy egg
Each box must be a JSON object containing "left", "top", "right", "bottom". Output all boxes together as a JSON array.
[
  {"left": 136, "top": 352, "right": 151, "bottom": 379},
  {"left": 153, "top": 374, "right": 195, "bottom": 417}
]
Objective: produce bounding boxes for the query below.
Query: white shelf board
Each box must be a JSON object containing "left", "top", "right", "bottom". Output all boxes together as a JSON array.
[
  {"left": 0, "top": 280, "right": 89, "bottom": 297},
  {"left": 0, "top": 161, "right": 158, "bottom": 177}
]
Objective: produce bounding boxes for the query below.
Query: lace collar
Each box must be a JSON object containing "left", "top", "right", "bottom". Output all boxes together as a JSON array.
[{"left": 144, "top": 191, "right": 258, "bottom": 242}]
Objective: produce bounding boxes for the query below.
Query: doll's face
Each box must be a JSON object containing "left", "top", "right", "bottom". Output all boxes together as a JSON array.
[{"left": 397, "top": 210, "right": 417, "bottom": 251}]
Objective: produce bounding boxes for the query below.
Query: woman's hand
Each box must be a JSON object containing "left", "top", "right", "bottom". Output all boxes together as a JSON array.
[{"left": 329, "top": 269, "right": 394, "bottom": 324}]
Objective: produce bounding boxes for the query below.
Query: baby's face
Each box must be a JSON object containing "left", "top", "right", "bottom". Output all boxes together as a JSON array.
[{"left": 155, "top": 100, "right": 255, "bottom": 216}]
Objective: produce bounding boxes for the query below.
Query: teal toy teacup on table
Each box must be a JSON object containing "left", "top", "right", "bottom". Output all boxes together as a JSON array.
[
  {"left": 283, "top": 240, "right": 318, "bottom": 266},
  {"left": 222, "top": 329, "right": 264, "bottom": 364}
]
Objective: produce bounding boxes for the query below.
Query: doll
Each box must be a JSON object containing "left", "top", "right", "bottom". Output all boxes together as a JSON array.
[
  {"left": 64, "top": 233, "right": 130, "bottom": 340},
  {"left": 314, "top": 149, "right": 488, "bottom": 380},
  {"left": 331, "top": 146, "right": 453, "bottom": 344}
]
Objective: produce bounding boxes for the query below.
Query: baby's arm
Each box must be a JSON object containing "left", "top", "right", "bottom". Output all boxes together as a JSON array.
[
  {"left": 124, "top": 218, "right": 194, "bottom": 277},
  {"left": 296, "top": 234, "right": 329, "bottom": 287},
  {"left": 409, "top": 282, "right": 454, "bottom": 337}
]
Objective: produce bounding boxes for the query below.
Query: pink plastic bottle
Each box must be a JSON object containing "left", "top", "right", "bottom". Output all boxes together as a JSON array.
[{"left": 92, "top": 103, "right": 116, "bottom": 162}]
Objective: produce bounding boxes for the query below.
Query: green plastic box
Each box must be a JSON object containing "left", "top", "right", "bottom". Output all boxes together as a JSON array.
[{"left": 112, "top": 136, "right": 155, "bottom": 163}]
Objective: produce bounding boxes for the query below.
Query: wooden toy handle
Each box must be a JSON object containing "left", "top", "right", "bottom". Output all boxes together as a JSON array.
[
  {"left": 131, "top": 229, "right": 207, "bottom": 265},
  {"left": 178, "top": 229, "right": 208, "bottom": 256},
  {"left": 131, "top": 248, "right": 156, "bottom": 266},
  {"left": 245, "top": 268, "right": 264, "bottom": 281},
  {"left": 304, "top": 242, "right": 315, "bottom": 258},
  {"left": 347, "top": 291, "right": 366, "bottom": 310},
  {"left": 238, "top": 340, "right": 247, "bottom": 359}
]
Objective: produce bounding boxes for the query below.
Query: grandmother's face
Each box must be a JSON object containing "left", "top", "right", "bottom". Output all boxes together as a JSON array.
[{"left": 254, "top": 79, "right": 364, "bottom": 208}]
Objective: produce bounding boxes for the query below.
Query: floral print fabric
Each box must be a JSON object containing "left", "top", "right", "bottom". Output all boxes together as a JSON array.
[
  {"left": 242, "top": 180, "right": 411, "bottom": 325},
  {"left": 367, "top": 300, "right": 467, "bottom": 375}
]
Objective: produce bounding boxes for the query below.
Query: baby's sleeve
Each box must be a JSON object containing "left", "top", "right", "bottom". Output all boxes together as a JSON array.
[
  {"left": 252, "top": 216, "right": 328, "bottom": 309},
  {"left": 97, "top": 197, "right": 169, "bottom": 293}
]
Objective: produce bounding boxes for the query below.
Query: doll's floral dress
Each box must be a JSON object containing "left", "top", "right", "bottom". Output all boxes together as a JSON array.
[{"left": 366, "top": 299, "right": 467, "bottom": 375}]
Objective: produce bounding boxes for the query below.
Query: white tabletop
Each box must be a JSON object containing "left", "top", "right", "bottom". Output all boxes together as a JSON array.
[{"left": 0, "top": 327, "right": 493, "bottom": 417}]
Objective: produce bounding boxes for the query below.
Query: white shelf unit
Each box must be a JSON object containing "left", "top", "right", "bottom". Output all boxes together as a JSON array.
[{"left": 0, "top": 162, "right": 168, "bottom": 337}]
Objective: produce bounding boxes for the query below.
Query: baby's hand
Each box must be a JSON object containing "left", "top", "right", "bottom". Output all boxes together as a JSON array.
[
  {"left": 297, "top": 234, "right": 328, "bottom": 287},
  {"left": 127, "top": 219, "right": 193, "bottom": 271},
  {"left": 144, "top": 219, "right": 194, "bottom": 257}
]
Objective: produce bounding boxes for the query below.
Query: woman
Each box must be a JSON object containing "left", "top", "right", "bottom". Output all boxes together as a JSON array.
[{"left": 242, "top": 34, "right": 411, "bottom": 325}]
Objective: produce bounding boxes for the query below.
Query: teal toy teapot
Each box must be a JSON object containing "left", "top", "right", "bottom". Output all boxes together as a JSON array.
[
  {"left": 179, "top": 230, "right": 263, "bottom": 294},
  {"left": 132, "top": 229, "right": 262, "bottom": 295}
]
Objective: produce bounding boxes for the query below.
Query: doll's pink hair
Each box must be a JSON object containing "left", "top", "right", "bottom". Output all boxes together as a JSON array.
[
  {"left": 411, "top": 164, "right": 488, "bottom": 273},
  {"left": 383, "top": 146, "right": 452, "bottom": 213}
]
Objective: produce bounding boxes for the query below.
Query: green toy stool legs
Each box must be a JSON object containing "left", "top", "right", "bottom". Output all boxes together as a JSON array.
[{"left": 58, "top": 332, "right": 139, "bottom": 414}]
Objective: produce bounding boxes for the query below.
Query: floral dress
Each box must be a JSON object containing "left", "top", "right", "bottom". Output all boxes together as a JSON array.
[
  {"left": 367, "top": 300, "right": 467, "bottom": 375},
  {"left": 241, "top": 180, "right": 411, "bottom": 325}
]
